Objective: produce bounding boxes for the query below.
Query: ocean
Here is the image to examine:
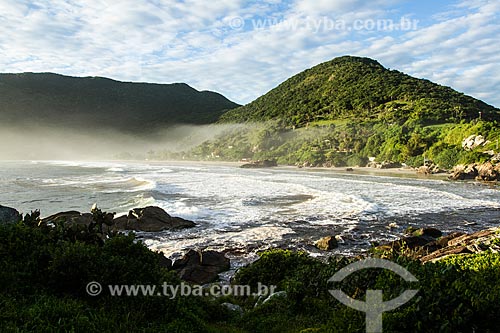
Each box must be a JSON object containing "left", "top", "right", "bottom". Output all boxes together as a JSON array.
[{"left": 1, "top": 160, "right": 499, "bottom": 264}]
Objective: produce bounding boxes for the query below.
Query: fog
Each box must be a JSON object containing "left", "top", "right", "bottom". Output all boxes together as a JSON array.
[{"left": 0, "top": 124, "right": 244, "bottom": 161}]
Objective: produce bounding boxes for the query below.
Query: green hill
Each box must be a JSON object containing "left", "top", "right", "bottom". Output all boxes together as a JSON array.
[
  {"left": 221, "top": 56, "right": 499, "bottom": 126},
  {"left": 0, "top": 73, "right": 239, "bottom": 133},
  {"left": 189, "top": 56, "right": 500, "bottom": 169}
]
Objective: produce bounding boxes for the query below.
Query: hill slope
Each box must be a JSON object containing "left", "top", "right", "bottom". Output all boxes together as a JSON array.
[
  {"left": 189, "top": 56, "right": 500, "bottom": 169},
  {"left": 220, "top": 56, "right": 499, "bottom": 126},
  {"left": 0, "top": 73, "right": 239, "bottom": 133}
]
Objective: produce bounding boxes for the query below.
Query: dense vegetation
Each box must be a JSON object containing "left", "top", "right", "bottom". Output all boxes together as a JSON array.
[
  {"left": 221, "top": 56, "right": 499, "bottom": 126},
  {"left": 0, "top": 73, "right": 239, "bottom": 134},
  {"left": 187, "top": 119, "right": 500, "bottom": 168},
  {"left": 186, "top": 56, "right": 500, "bottom": 168},
  {"left": 3, "top": 210, "right": 500, "bottom": 332}
]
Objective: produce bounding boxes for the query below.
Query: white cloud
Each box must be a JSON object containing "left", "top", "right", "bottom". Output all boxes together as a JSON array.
[{"left": 0, "top": 0, "right": 498, "bottom": 108}]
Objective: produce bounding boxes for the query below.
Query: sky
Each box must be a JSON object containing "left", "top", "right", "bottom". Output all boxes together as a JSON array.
[{"left": 0, "top": 0, "right": 498, "bottom": 107}]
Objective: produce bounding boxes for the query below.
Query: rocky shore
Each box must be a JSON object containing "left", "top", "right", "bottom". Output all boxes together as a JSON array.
[{"left": 3, "top": 202, "right": 499, "bottom": 286}]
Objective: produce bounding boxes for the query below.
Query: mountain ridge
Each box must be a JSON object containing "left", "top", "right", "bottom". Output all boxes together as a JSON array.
[
  {"left": 220, "top": 56, "right": 499, "bottom": 126},
  {"left": 0, "top": 72, "right": 240, "bottom": 134}
]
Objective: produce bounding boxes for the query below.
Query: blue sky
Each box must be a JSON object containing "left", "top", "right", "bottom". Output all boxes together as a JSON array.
[{"left": 0, "top": 0, "right": 498, "bottom": 107}]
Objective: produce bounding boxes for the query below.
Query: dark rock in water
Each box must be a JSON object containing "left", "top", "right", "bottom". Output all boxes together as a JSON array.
[
  {"left": 42, "top": 211, "right": 94, "bottom": 226},
  {"left": 173, "top": 249, "right": 230, "bottom": 284},
  {"left": 42, "top": 206, "right": 195, "bottom": 233},
  {"left": 315, "top": 236, "right": 339, "bottom": 251},
  {"left": 240, "top": 159, "right": 277, "bottom": 168},
  {"left": 158, "top": 253, "right": 173, "bottom": 269},
  {"left": 113, "top": 206, "right": 196, "bottom": 232},
  {"left": 0, "top": 205, "right": 21, "bottom": 224},
  {"left": 411, "top": 227, "right": 442, "bottom": 238},
  {"left": 345, "top": 168, "right": 354, "bottom": 172}
]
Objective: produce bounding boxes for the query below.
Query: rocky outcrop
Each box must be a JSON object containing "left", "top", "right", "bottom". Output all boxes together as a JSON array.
[
  {"left": 42, "top": 206, "right": 195, "bottom": 232},
  {"left": 449, "top": 164, "right": 479, "bottom": 180},
  {"left": 462, "top": 135, "right": 488, "bottom": 151},
  {"left": 417, "top": 164, "right": 445, "bottom": 175},
  {"left": 315, "top": 236, "right": 339, "bottom": 251},
  {"left": 240, "top": 160, "right": 277, "bottom": 168},
  {"left": 0, "top": 205, "right": 21, "bottom": 224},
  {"left": 367, "top": 161, "right": 402, "bottom": 169},
  {"left": 375, "top": 227, "right": 500, "bottom": 263},
  {"left": 476, "top": 162, "right": 500, "bottom": 181},
  {"left": 112, "top": 206, "right": 195, "bottom": 232},
  {"left": 173, "top": 249, "right": 230, "bottom": 284},
  {"left": 449, "top": 163, "right": 500, "bottom": 181},
  {"left": 42, "top": 211, "right": 96, "bottom": 226}
]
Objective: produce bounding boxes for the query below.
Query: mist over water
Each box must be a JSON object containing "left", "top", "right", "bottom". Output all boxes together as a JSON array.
[
  {"left": 0, "top": 123, "right": 243, "bottom": 160},
  {"left": 1, "top": 160, "right": 499, "bottom": 263}
]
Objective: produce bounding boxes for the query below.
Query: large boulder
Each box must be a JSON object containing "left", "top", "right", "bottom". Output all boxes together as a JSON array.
[
  {"left": 173, "top": 250, "right": 230, "bottom": 284},
  {"left": 315, "top": 236, "right": 339, "bottom": 251},
  {"left": 113, "top": 206, "right": 195, "bottom": 232},
  {"left": 0, "top": 205, "right": 21, "bottom": 224},
  {"left": 475, "top": 162, "right": 499, "bottom": 181},
  {"left": 42, "top": 211, "right": 94, "bottom": 226},
  {"left": 449, "top": 164, "right": 478, "bottom": 180}
]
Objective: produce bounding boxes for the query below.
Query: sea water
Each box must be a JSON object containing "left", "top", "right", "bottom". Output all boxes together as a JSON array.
[{"left": 1, "top": 160, "right": 499, "bottom": 262}]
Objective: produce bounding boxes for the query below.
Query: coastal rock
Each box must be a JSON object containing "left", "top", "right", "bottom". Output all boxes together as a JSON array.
[
  {"left": 411, "top": 227, "right": 443, "bottom": 238},
  {"left": 173, "top": 249, "right": 230, "bottom": 284},
  {"left": 417, "top": 164, "right": 444, "bottom": 175},
  {"left": 240, "top": 160, "right": 277, "bottom": 169},
  {"left": 42, "top": 211, "right": 94, "bottom": 226},
  {"left": 315, "top": 236, "right": 339, "bottom": 251},
  {"left": 376, "top": 226, "right": 500, "bottom": 263},
  {"left": 449, "top": 164, "right": 478, "bottom": 180},
  {"left": 367, "top": 161, "right": 401, "bottom": 169},
  {"left": 113, "top": 206, "right": 196, "bottom": 232},
  {"left": 158, "top": 253, "right": 173, "bottom": 269},
  {"left": 417, "top": 166, "right": 431, "bottom": 175},
  {"left": 0, "top": 205, "right": 21, "bottom": 224},
  {"left": 475, "top": 162, "right": 499, "bottom": 181}
]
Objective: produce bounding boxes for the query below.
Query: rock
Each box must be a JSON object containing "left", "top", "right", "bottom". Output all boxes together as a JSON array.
[
  {"left": 240, "top": 160, "right": 277, "bottom": 168},
  {"left": 420, "top": 246, "right": 472, "bottom": 263},
  {"left": 346, "top": 168, "right": 354, "bottom": 172},
  {"left": 315, "top": 236, "right": 339, "bottom": 251},
  {"left": 492, "top": 153, "right": 500, "bottom": 162},
  {"left": 374, "top": 235, "right": 438, "bottom": 253},
  {"left": 377, "top": 227, "right": 500, "bottom": 263},
  {"left": 411, "top": 228, "right": 442, "bottom": 238},
  {"left": 449, "top": 164, "right": 478, "bottom": 180},
  {"left": 173, "top": 250, "right": 230, "bottom": 284},
  {"left": 42, "top": 211, "right": 94, "bottom": 226},
  {"left": 417, "top": 166, "right": 431, "bottom": 175},
  {"left": 367, "top": 161, "right": 401, "bottom": 169},
  {"left": 0, "top": 205, "right": 21, "bottom": 224},
  {"left": 435, "top": 232, "right": 466, "bottom": 247},
  {"left": 475, "top": 162, "right": 499, "bottom": 181},
  {"left": 113, "top": 206, "right": 196, "bottom": 232},
  {"left": 221, "top": 303, "right": 244, "bottom": 315},
  {"left": 158, "top": 253, "right": 173, "bottom": 269},
  {"left": 462, "top": 135, "right": 486, "bottom": 151}
]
